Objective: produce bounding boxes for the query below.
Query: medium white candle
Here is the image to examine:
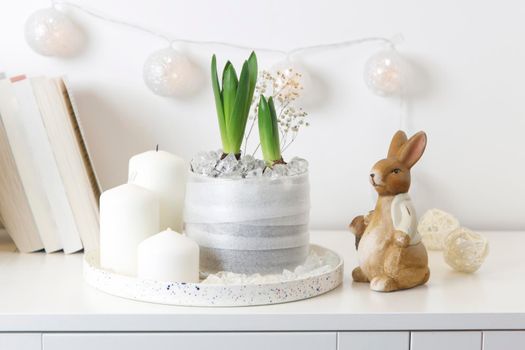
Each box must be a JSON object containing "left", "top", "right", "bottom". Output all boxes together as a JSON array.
[
  {"left": 100, "top": 183, "right": 159, "bottom": 276},
  {"left": 128, "top": 149, "right": 187, "bottom": 232},
  {"left": 137, "top": 228, "right": 199, "bottom": 283}
]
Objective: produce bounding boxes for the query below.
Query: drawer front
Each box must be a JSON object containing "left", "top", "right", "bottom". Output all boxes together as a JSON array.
[
  {"left": 0, "top": 333, "right": 41, "bottom": 350},
  {"left": 411, "top": 332, "right": 482, "bottom": 350},
  {"left": 43, "top": 332, "right": 336, "bottom": 350},
  {"left": 483, "top": 331, "right": 525, "bottom": 350},
  {"left": 338, "top": 332, "right": 409, "bottom": 350}
]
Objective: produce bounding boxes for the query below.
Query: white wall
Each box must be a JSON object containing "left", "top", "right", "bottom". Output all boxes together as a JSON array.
[{"left": 0, "top": 0, "right": 524, "bottom": 231}]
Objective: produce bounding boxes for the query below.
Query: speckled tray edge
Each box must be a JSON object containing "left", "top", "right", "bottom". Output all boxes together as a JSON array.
[{"left": 83, "top": 244, "right": 344, "bottom": 307}]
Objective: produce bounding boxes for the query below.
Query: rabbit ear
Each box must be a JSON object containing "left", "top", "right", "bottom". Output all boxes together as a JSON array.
[
  {"left": 398, "top": 131, "right": 427, "bottom": 168},
  {"left": 388, "top": 130, "right": 408, "bottom": 158}
]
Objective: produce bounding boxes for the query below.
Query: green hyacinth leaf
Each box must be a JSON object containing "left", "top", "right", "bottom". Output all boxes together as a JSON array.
[
  {"left": 222, "top": 62, "right": 238, "bottom": 137},
  {"left": 211, "top": 55, "right": 231, "bottom": 152},
  {"left": 258, "top": 96, "right": 281, "bottom": 164},
  {"left": 246, "top": 51, "right": 258, "bottom": 115},
  {"left": 229, "top": 60, "right": 251, "bottom": 153}
]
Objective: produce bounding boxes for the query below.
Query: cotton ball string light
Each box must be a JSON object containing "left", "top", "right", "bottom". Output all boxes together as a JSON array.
[
  {"left": 364, "top": 48, "right": 407, "bottom": 96},
  {"left": 143, "top": 47, "right": 199, "bottom": 97},
  {"left": 443, "top": 227, "right": 489, "bottom": 273},
  {"left": 25, "top": 7, "right": 83, "bottom": 57},
  {"left": 418, "top": 208, "right": 460, "bottom": 250}
]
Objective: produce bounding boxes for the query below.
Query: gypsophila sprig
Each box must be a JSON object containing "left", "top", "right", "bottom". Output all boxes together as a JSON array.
[{"left": 244, "top": 67, "right": 309, "bottom": 155}]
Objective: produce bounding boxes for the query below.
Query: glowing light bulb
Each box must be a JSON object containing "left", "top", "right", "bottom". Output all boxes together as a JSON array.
[
  {"left": 25, "top": 7, "right": 83, "bottom": 57},
  {"left": 364, "top": 49, "right": 406, "bottom": 96},
  {"left": 143, "top": 47, "right": 200, "bottom": 97}
]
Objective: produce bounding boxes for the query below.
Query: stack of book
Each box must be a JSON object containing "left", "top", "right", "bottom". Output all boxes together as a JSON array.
[{"left": 0, "top": 74, "right": 100, "bottom": 253}]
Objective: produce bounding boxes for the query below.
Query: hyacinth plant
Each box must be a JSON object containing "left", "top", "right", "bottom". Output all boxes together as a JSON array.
[
  {"left": 210, "top": 52, "right": 309, "bottom": 170},
  {"left": 258, "top": 96, "right": 284, "bottom": 166},
  {"left": 243, "top": 68, "right": 309, "bottom": 163},
  {"left": 211, "top": 52, "right": 258, "bottom": 158}
]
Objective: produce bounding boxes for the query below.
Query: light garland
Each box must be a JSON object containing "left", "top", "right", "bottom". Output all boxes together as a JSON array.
[
  {"left": 24, "top": 7, "right": 83, "bottom": 57},
  {"left": 24, "top": 1, "right": 410, "bottom": 100},
  {"left": 364, "top": 49, "right": 407, "bottom": 97},
  {"left": 143, "top": 47, "right": 200, "bottom": 98}
]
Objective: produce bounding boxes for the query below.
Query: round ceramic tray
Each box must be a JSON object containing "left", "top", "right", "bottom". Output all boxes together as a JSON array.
[{"left": 83, "top": 244, "right": 344, "bottom": 307}]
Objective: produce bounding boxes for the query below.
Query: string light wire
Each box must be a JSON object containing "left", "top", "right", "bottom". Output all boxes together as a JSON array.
[
  {"left": 50, "top": 0, "right": 396, "bottom": 57},
  {"left": 49, "top": 0, "right": 408, "bottom": 131}
]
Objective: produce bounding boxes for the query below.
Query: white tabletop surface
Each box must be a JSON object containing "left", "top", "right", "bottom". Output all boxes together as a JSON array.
[{"left": 0, "top": 231, "right": 524, "bottom": 332}]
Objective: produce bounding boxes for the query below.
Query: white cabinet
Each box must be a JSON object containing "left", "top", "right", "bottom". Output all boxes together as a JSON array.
[
  {"left": 37, "top": 331, "right": 525, "bottom": 350},
  {"left": 0, "top": 333, "right": 41, "bottom": 350},
  {"left": 483, "top": 331, "right": 525, "bottom": 350},
  {"left": 43, "top": 332, "right": 336, "bottom": 350},
  {"left": 338, "top": 332, "right": 409, "bottom": 350},
  {"left": 410, "top": 331, "right": 482, "bottom": 350}
]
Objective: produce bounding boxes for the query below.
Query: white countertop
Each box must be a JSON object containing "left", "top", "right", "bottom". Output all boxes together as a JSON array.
[{"left": 0, "top": 231, "right": 524, "bottom": 332}]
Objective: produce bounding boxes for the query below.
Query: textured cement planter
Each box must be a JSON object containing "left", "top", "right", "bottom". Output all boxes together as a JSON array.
[{"left": 183, "top": 172, "right": 310, "bottom": 274}]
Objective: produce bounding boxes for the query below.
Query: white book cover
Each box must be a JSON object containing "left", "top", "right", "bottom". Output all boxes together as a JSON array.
[
  {"left": 0, "top": 79, "right": 46, "bottom": 252},
  {"left": 62, "top": 77, "right": 102, "bottom": 193},
  {"left": 32, "top": 77, "right": 99, "bottom": 252},
  {"left": 59, "top": 77, "right": 100, "bottom": 251},
  {"left": 12, "top": 78, "right": 83, "bottom": 253}
]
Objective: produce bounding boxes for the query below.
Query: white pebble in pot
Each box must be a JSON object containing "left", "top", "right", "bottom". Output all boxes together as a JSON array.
[{"left": 443, "top": 227, "right": 489, "bottom": 273}]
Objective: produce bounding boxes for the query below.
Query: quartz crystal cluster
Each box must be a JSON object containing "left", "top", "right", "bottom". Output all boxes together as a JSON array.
[
  {"left": 443, "top": 227, "right": 489, "bottom": 273},
  {"left": 190, "top": 150, "right": 308, "bottom": 178},
  {"left": 201, "top": 250, "right": 337, "bottom": 285},
  {"left": 418, "top": 208, "right": 460, "bottom": 250}
]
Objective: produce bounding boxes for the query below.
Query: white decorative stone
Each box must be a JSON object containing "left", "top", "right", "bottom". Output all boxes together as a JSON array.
[
  {"left": 418, "top": 208, "right": 460, "bottom": 250},
  {"left": 443, "top": 227, "right": 489, "bottom": 273},
  {"left": 189, "top": 151, "right": 308, "bottom": 178}
]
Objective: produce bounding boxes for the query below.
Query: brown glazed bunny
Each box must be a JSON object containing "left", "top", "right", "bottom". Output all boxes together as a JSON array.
[{"left": 349, "top": 130, "right": 430, "bottom": 292}]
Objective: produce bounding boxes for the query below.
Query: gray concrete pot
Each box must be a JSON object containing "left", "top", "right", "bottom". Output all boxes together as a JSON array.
[{"left": 183, "top": 172, "right": 310, "bottom": 274}]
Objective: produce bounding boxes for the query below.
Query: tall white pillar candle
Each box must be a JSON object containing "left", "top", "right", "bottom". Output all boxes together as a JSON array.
[
  {"left": 100, "top": 183, "right": 159, "bottom": 276},
  {"left": 128, "top": 149, "right": 187, "bottom": 232},
  {"left": 138, "top": 228, "right": 200, "bottom": 283}
]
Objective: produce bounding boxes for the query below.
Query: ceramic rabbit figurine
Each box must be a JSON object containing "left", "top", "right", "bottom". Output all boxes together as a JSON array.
[{"left": 350, "top": 130, "right": 430, "bottom": 292}]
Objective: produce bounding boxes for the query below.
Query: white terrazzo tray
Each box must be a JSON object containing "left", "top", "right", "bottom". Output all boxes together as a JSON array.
[{"left": 83, "top": 244, "right": 344, "bottom": 307}]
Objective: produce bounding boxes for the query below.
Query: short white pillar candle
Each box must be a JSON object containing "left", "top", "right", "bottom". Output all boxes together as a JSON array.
[
  {"left": 100, "top": 183, "right": 159, "bottom": 276},
  {"left": 137, "top": 228, "right": 200, "bottom": 283},
  {"left": 128, "top": 149, "right": 187, "bottom": 232}
]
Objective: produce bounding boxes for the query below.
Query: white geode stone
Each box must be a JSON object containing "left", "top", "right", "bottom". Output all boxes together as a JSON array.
[
  {"left": 418, "top": 208, "right": 460, "bottom": 250},
  {"left": 443, "top": 227, "right": 489, "bottom": 273},
  {"left": 189, "top": 150, "right": 308, "bottom": 178},
  {"left": 201, "top": 251, "right": 336, "bottom": 285}
]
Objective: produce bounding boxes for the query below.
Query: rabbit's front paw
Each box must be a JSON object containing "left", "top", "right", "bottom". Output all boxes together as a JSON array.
[
  {"left": 370, "top": 275, "right": 398, "bottom": 292},
  {"left": 350, "top": 215, "right": 368, "bottom": 249},
  {"left": 364, "top": 210, "right": 374, "bottom": 225},
  {"left": 394, "top": 230, "right": 410, "bottom": 248},
  {"left": 349, "top": 215, "right": 366, "bottom": 234},
  {"left": 352, "top": 266, "right": 369, "bottom": 283}
]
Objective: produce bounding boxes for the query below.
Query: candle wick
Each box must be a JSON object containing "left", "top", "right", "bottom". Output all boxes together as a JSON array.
[{"left": 156, "top": 144, "right": 159, "bottom": 152}]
